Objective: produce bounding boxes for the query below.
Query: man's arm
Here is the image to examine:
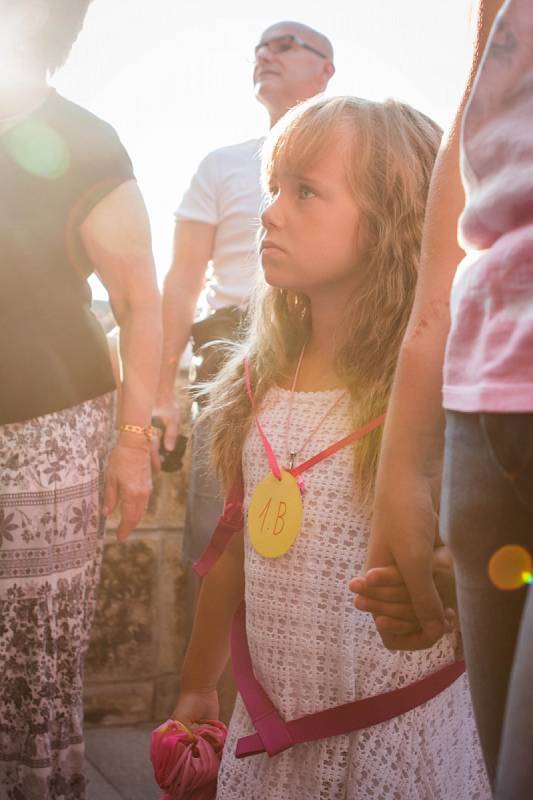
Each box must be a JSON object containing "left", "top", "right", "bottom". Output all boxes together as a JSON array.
[
  {"left": 354, "top": 0, "right": 505, "bottom": 650},
  {"left": 156, "top": 219, "right": 216, "bottom": 450}
]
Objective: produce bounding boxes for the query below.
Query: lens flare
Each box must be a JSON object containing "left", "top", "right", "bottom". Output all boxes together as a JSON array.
[
  {"left": 4, "top": 118, "right": 70, "bottom": 179},
  {"left": 488, "top": 545, "right": 533, "bottom": 591}
]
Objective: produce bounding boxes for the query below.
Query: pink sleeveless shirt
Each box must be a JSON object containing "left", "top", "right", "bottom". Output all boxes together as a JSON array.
[{"left": 443, "top": 0, "right": 533, "bottom": 412}]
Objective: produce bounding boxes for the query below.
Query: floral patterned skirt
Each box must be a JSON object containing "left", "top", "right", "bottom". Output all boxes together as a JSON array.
[{"left": 0, "top": 393, "right": 115, "bottom": 800}]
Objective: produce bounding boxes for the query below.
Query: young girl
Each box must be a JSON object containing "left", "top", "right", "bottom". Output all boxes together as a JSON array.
[{"left": 172, "top": 96, "right": 490, "bottom": 799}]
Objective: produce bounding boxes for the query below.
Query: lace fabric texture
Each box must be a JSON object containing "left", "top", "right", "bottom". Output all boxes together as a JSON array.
[{"left": 217, "top": 388, "right": 490, "bottom": 800}]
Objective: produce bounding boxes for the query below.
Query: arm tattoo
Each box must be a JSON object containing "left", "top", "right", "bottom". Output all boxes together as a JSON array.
[{"left": 489, "top": 20, "right": 518, "bottom": 66}]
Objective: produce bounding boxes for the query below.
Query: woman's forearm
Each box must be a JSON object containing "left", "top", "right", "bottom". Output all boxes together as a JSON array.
[
  {"left": 116, "top": 298, "right": 162, "bottom": 429},
  {"left": 374, "top": 61, "right": 469, "bottom": 496},
  {"left": 375, "top": 315, "right": 450, "bottom": 496}
]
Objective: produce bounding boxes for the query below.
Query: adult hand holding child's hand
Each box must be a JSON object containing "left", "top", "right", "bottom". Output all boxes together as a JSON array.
[{"left": 350, "top": 545, "right": 457, "bottom": 651}]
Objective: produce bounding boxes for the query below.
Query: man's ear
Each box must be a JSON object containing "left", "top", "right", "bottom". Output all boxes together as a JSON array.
[
  {"left": 324, "top": 60, "right": 336, "bottom": 81},
  {"left": 319, "top": 60, "right": 335, "bottom": 89}
]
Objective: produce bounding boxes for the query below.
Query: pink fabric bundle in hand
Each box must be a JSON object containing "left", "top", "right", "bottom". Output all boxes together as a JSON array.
[{"left": 150, "top": 719, "right": 227, "bottom": 800}]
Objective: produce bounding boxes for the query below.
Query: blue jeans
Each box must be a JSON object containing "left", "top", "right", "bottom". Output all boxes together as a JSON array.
[
  {"left": 182, "top": 410, "right": 223, "bottom": 569},
  {"left": 441, "top": 411, "right": 533, "bottom": 798}
]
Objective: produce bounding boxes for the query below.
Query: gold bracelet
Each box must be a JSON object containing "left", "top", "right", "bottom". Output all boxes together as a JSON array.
[{"left": 118, "top": 424, "right": 155, "bottom": 444}]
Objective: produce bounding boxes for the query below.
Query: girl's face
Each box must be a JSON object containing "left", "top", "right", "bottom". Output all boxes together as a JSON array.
[{"left": 260, "top": 133, "right": 363, "bottom": 298}]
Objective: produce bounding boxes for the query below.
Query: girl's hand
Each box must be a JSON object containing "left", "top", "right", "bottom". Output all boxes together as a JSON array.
[
  {"left": 172, "top": 689, "right": 220, "bottom": 730},
  {"left": 350, "top": 546, "right": 457, "bottom": 650}
]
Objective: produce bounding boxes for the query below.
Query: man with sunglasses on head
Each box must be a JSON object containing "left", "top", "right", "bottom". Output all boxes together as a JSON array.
[{"left": 156, "top": 22, "right": 334, "bottom": 600}]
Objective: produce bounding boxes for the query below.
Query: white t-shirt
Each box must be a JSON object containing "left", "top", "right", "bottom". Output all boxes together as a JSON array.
[{"left": 175, "top": 138, "right": 264, "bottom": 312}]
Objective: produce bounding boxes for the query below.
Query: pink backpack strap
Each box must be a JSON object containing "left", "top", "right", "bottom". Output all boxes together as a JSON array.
[
  {"left": 230, "top": 603, "right": 294, "bottom": 757},
  {"left": 231, "top": 601, "right": 466, "bottom": 759},
  {"left": 193, "top": 482, "right": 245, "bottom": 577}
]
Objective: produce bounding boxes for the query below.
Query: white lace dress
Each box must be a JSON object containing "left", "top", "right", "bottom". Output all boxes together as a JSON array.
[{"left": 216, "top": 388, "right": 490, "bottom": 800}]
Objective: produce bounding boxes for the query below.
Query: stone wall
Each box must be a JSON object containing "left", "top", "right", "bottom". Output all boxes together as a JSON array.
[{"left": 83, "top": 450, "right": 190, "bottom": 726}]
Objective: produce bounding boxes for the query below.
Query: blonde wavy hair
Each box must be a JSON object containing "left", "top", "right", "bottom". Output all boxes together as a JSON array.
[{"left": 202, "top": 96, "right": 441, "bottom": 504}]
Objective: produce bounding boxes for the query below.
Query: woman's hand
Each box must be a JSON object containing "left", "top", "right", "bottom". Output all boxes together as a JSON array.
[
  {"left": 103, "top": 440, "right": 152, "bottom": 541},
  {"left": 361, "top": 467, "right": 448, "bottom": 650},
  {"left": 172, "top": 689, "right": 220, "bottom": 730}
]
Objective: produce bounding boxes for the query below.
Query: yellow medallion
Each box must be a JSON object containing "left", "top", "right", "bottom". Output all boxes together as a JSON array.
[{"left": 247, "top": 469, "right": 303, "bottom": 558}]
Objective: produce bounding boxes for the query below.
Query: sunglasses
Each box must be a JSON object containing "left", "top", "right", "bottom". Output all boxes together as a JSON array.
[{"left": 254, "top": 34, "right": 327, "bottom": 60}]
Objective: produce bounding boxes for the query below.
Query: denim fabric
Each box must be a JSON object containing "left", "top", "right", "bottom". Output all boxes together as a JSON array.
[
  {"left": 441, "top": 411, "right": 533, "bottom": 795},
  {"left": 183, "top": 308, "right": 243, "bottom": 569},
  {"left": 181, "top": 410, "right": 224, "bottom": 568},
  {"left": 496, "top": 585, "right": 533, "bottom": 799}
]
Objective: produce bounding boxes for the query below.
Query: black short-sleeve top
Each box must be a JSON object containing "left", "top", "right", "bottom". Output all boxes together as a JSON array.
[{"left": 0, "top": 90, "right": 135, "bottom": 426}]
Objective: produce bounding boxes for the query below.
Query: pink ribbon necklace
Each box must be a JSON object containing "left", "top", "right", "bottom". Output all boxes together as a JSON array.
[{"left": 284, "top": 343, "right": 347, "bottom": 472}]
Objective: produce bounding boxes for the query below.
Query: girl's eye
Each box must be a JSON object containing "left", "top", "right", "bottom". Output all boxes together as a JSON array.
[
  {"left": 297, "top": 183, "right": 316, "bottom": 200},
  {"left": 267, "top": 185, "right": 280, "bottom": 201}
]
